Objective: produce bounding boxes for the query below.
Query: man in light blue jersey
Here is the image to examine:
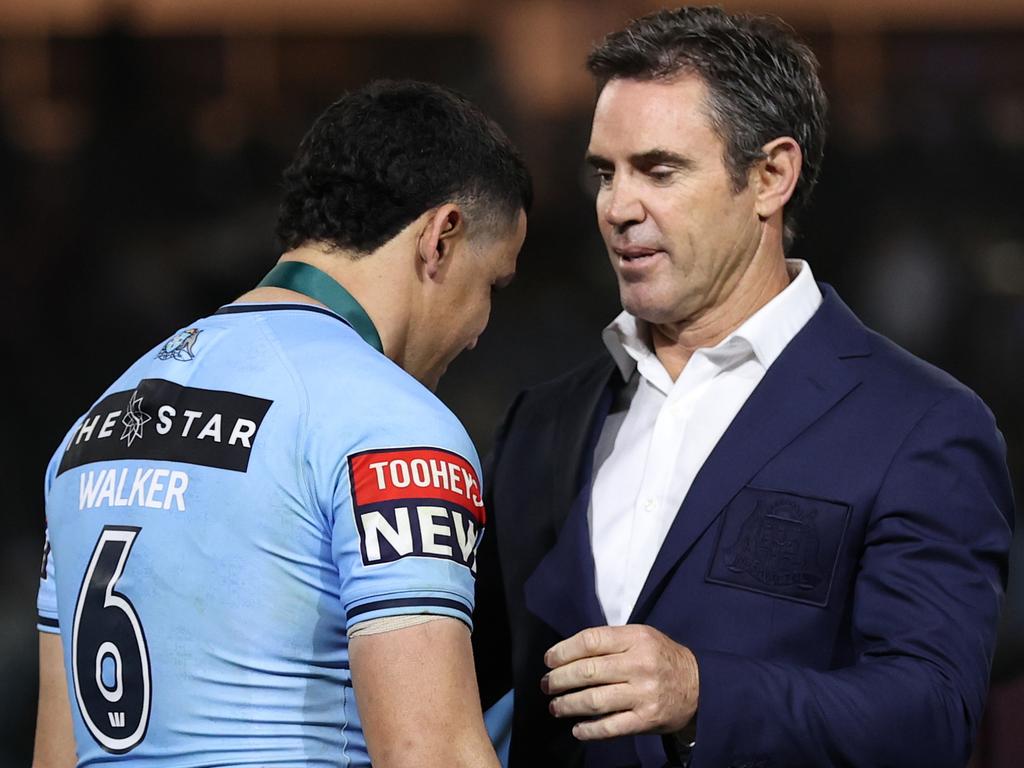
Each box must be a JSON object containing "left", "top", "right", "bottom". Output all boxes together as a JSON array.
[{"left": 34, "top": 79, "right": 530, "bottom": 768}]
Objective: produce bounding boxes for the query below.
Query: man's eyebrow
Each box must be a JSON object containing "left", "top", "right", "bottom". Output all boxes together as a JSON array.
[
  {"left": 584, "top": 149, "right": 695, "bottom": 169},
  {"left": 631, "top": 149, "right": 694, "bottom": 169}
]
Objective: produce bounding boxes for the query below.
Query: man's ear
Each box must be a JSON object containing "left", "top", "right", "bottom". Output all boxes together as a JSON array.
[
  {"left": 417, "top": 204, "right": 464, "bottom": 279},
  {"left": 753, "top": 137, "right": 802, "bottom": 221}
]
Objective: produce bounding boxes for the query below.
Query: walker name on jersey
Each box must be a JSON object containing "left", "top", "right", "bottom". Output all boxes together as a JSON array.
[
  {"left": 79, "top": 467, "right": 189, "bottom": 511},
  {"left": 349, "top": 448, "right": 486, "bottom": 570},
  {"left": 57, "top": 378, "right": 273, "bottom": 475}
]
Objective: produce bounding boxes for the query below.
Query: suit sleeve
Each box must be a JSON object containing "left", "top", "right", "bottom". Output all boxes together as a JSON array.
[{"left": 689, "top": 389, "right": 1015, "bottom": 768}]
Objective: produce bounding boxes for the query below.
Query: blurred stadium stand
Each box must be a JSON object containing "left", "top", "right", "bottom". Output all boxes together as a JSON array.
[{"left": 0, "top": 1, "right": 1021, "bottom": 765}]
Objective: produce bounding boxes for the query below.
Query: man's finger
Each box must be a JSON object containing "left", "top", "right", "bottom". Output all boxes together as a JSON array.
[
  {"left": 544, "top": 626, "right": 633, "bottom": 668},
  {"left": 571, "top": 710, "right": 646, "bottom": 741},
  {"left": 542, "top": 653, "right": 627, "bottom": 695},
  {"left": 549, "top": 682, "right": 633, "bottom": 718}
]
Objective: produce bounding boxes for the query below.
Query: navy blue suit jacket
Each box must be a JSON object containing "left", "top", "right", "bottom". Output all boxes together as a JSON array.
[{"left": 473, "top": 285, "right": 1014, "bottom": 768}]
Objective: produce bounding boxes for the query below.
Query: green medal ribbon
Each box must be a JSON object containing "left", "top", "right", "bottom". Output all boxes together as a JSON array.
[{"left": 257, "top": 262, "right": 383, "bottom": 353}]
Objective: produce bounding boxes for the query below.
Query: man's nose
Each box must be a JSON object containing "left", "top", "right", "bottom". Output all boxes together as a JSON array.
[{"left": 601, "top": 177, "right": 644, "bottom": 229}]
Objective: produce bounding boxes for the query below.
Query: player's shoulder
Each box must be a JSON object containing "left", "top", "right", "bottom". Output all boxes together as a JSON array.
[
  {"left": 256, "top": 306, "right": 476, "bottom": 455},
  {"left": 335, "top": 365, "right": 475, "bottom": 461},
  {"left": 44, "top": 332, "right": 176, "bottom": 482},
  {"left": 294, "top": 329, "right": 458, "bottom": 422}
]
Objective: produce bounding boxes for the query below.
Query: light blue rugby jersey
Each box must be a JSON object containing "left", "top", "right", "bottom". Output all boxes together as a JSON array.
[{"left": 38, "top": 303, "right": 485, "bottom": 767}]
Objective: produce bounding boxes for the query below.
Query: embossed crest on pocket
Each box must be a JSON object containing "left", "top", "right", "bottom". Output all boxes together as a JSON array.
[{"left": 706, "top": 487, "right": 850, "bottom": 607}]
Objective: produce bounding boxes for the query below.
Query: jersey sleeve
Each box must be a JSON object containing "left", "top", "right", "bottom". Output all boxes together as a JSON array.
[
  {"left": 37, "top": 526, "right": 60, "bottom": 634},
  {"left": 331, "top": 438, "right": 485, "bottom": 633},
  {"left": 305, "top": 366, "right": 486, "bottom": 634},
  {"left": 37, "top": 448, "right": 62, "bottom": 634},
  {"left": 293, "top": 328, "right": 487, "bottom": 634}
]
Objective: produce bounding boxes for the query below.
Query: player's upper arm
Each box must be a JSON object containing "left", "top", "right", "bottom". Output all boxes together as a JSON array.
[
  {"left": 350, "top": 616, "right": 499, "bottom": 768},
  {"left": 318, "top": 372, "right": 486, "bottom": 631},
  {"left": 33, "top": 632, "right": 76, "bottom": 768}
]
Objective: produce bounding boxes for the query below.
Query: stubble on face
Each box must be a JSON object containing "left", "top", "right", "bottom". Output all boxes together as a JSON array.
[{"left": 588, "top": 75, "right": 767, "bottom": 339}]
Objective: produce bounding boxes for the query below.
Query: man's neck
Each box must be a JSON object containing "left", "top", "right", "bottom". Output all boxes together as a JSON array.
[
  {"left": 238, "top": 244, "right": 411, "bottom": 365},
  {"left": 652, "top": 249, "right": 791, "bottom": 380}
]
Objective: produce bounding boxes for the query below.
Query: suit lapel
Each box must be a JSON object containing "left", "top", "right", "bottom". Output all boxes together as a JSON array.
[
  {"left": 628, "top": 286, "right": 871, "bottom": 624},
  {"left": 551, "top": 359, "right": 619, "bottom": 534},
  {"left": 523, "top": 358, "right": 617, "bottom": 637}
]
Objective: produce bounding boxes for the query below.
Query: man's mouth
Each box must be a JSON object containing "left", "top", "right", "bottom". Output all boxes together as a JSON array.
[{"left": 613, "top": 246, "right": 664, "bottom": 265}]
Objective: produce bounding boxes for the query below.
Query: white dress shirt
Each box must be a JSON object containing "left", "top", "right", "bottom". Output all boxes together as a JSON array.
[{"left": 589, "top": 260, "right": 823, "bottom": 626}]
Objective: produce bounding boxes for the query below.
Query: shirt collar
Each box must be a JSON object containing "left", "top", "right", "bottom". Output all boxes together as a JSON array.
[{"left": 602, "top": 259, "right": 823, "bottom": 382}]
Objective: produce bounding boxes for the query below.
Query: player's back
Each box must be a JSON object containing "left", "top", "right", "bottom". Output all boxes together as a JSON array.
[{"left": 38, "top": 302, "right": 484, "bottom": 766}]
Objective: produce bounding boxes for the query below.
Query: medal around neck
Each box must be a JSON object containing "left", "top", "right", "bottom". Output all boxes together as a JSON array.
[{"left": 257, "top": 261, "right": 383, "bottom": 353}]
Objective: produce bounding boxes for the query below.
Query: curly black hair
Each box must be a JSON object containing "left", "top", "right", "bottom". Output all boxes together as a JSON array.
[
  {"left": 587, "top": 6, "right": 827, "bottom": 249},
  {"left": 276, "top": 80, "right": 532, "bottom": 255}
]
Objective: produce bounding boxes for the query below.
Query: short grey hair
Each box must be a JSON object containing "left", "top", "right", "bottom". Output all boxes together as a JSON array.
[{"left": 587, "top": 6, "right": 828, "bottom": 249}]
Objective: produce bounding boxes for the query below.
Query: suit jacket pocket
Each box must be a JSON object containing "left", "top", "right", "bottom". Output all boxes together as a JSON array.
[{"left": 705, "top": 486, "right": 851, "bottom": 607}]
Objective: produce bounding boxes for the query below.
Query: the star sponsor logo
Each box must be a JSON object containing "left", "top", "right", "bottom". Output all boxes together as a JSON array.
[
  {"left": 58, "top": 378, "right": 273, "bottom": 476},
  {"left": 119, "top": 391, "right": 151, "bottom": 447}
]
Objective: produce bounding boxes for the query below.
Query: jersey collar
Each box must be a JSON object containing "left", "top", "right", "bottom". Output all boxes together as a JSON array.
[{"left": 256, "top": 261, "right": 383, "bottom": 353}]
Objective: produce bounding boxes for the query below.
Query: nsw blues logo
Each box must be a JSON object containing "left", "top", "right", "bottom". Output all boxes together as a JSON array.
[
  {"left": 707, "top": 487, "right": 850, "bottom": 607},
  {"left": 157, "top": 328, "right": 201, "bottom": 362}
]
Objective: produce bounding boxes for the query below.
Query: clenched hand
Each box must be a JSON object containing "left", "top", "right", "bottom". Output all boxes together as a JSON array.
[{"left": 541, "top": 625, "right": 699, "bottom": 741}]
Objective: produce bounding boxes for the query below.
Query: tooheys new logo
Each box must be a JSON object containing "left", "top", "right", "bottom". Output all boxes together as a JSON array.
[
  {"left": 58, "top": 378, "right": 273, "bottom": 475},
  {"left": 349, "top": 448, "right": 486, "bottom": 572}
]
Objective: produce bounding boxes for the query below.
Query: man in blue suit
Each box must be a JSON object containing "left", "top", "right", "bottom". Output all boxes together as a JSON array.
[{"left": 473, "top": 7, "right": 1015, "bottom": 767}]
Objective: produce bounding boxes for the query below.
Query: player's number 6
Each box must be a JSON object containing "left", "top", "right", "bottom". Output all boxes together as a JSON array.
[{"left": 71, "top": 525, "right": 152, "bottom": 753}]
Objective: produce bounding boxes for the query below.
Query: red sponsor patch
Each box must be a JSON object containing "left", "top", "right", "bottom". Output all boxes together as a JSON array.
[{"left": 348, "top": 447, "right": 486, "bottom": 524}]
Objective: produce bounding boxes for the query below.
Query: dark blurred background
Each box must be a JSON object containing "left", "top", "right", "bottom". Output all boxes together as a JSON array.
[{"left": 1, "top": 0, "right": 1021, "bottom": 765}]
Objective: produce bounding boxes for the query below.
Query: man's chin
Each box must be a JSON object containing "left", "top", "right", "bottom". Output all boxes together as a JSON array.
[{"left": 620, "top": 291, "right": 680, "bottom": 325}]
